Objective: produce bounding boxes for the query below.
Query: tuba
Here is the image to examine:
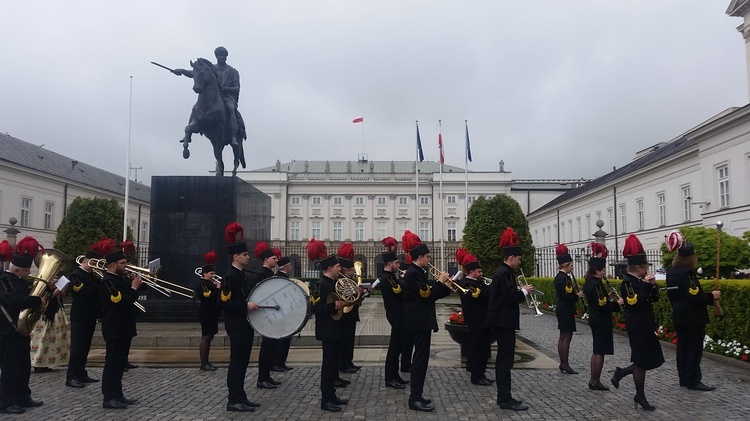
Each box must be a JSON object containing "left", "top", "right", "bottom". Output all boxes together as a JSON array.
[{"left": 18, "top": 249, "right": 70, "bottom": 336}]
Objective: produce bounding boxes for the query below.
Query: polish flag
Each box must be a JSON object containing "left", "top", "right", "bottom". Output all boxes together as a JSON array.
[
  {"left": 352, "top": 115, "right": 364, "bottom": 124},
  {"left": 438, "top": 133, "right": 444, "bottom": 164}
]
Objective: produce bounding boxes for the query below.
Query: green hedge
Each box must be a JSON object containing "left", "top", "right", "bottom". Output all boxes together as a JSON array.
[{"left": 529, "top": 277, "right": 750, "bottom": 348}]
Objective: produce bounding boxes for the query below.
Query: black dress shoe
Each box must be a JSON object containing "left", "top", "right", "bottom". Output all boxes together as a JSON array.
[
  {"left": 118, "top": 397, "right": 137, "bottom": 405},
  {"left": 280, "top": 363, "right": 293, "bottom": 371},
  {"left": 588, "top": 382, "right": 610, "bottom": 391},
  {"left": 418, "top": 396, "right": 432, "bottom": 405},
  {"left": 559, "top": 365, "right": 579, "bottom": 374},
  {"left": 33, "top": 367, "right": 53, "bottom": 373},
  {"left": 332, "top": 396, "right": 349, "bottom": 405},
  {"left": 267, "top": 377, "right": 282, "bottom": 386},
  {"left": 80, "top": 376, "right": 99, "bottom": 383},
  {"left": 340, "top": 367, "right": 358, "bottom": 374},
  {"left": 471, "top": 378, "right": 494, "bottom": 386},
  {"left": 497, "top": 399, "right": 529, "bottom": 411},
  {"left": 18, "top": 399, "right": 43, "bottom": 408},
  {"left": 385, "top": 380, "right": 406, "bottom": 389},
  {"left": 125, "top": 362, "right": 138, "bottom": 369},
  {"left": 688, "top": 382, "right": 716, "bottom": 391},
  {"left": 0, "top": 405, "right": 25, "bottom": 414},
  {"left": 226, "top": 402, "right": 255, "bottom": 412},
  {"left": 396, "top": 377, "right": 410, "bottom": 384},
  {"left": 200, "top": 364, "right": 216, "bottom": 372},
  {"left": 611, "top": 367, "right": 623, "bottom": 389},
  {"left": 321, "top": 402, "right": 342, "bottom": 412},
  {"left": 243, "top": 400, "right": 260, "bottom": 408},
  {"left": 482, "top": 376, "right": 495, "bottom": 384},
  {"left": 66, "top": 379, "right": 86, "bottom": 388},
  {"left": 271, "top": 365, "right": 286, "bottom": 372},
  {"left": 257, "top": 380, "right": 278, "bottom": 389},
  {"left": 408, "top": 399, "right": 435, "bottom": 412},
  {"left": 333, "top": 379, "right": 349, "bottom": 388},
  {"left": 349, "top": 363, "right": 361, "bottom": 370},
  {"left": 102, "top": 399, "right": 128, "bottom": 409}
]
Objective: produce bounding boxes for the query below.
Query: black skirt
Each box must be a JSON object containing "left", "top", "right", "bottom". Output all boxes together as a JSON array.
[
  {"left": 590, "top": 325, "right": 614, "bottom": 355},
  {"left": 556, "top": 311, "right": 577, "bottom": 332},
  {"left": 628, "top": 331, "right": 665, "bottom": 370},
  {"left": 198, "top": 308, "right": 219, "bottom": 336}
]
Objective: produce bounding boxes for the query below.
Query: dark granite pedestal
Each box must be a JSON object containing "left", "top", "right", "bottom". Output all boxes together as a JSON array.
[{"left": 142, "top": 176, "right": 271, "bottom": 321}]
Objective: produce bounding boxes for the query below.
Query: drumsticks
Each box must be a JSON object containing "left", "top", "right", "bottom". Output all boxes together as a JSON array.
[{"left": 257, "top": 305, "right": 281, "bottom": 310}]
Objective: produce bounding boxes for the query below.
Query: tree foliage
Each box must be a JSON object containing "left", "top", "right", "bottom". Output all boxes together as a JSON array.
[
  {"left": 462, "top": 195, "right": 535, "bottom": 275},
  {"left": 660, "top": 226, "right": 750, "bottom": 278},
  {"left": 54, "top": 197, "right": 133, "bottom": 260}
]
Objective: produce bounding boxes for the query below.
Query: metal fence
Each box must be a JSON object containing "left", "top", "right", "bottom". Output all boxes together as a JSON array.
[{"left": 534, "top": 246, "right": 663, "bottom": 279}]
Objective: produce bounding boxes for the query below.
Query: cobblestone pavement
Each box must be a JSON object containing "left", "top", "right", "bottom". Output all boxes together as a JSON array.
[{"left": 13, "top": 306, "right": 750, "bottom": 420}]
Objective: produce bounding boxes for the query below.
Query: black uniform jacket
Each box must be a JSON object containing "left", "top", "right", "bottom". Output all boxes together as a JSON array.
[
  {"left": 666, "top": 266, "right": 713, "bottom": 327},
  {"left": 195, "top": 279, "right": 219, "bottom": 315},
  {"left": 220, "top": 265, "right": 256, "bottom": 335},
  {"left": 458, "top": 276, "right": 490, "bottom": 330},
  {"left": 0, "top": 272, "right": 42, "bottom": 335},
  {"left": 554, "top": 271, "right": 579, "bottom": 317},
  {"left": 69, "top": 266, "right": 101, "bottom": 321},
  {"left": 487, "top": 263, "right": 526, "bottom": 330},
  {"left": 620, "top": 273, "right": 659, "bottom": 333},
  {"left": 378, "top": 270, "right": 404, "bottom": 327},
  {"left": 312, "top": 275, "right": 343, "bottom": 341},
  {"left": 276, "top": 270, "right": 290, "bottom": 279},
  {"left": 402, "top": 263, "right": 452, "bottom": 332},
  {"left": 99, "top": 271, "right": 139, "bottom": 341},
  {"left": 583, "top": 277, "right": 620, "bottom": 327}
]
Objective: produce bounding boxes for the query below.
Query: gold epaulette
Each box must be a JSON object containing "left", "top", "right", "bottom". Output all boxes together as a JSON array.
[{"left": 73, "top": 282, "right": 83, "bottom": 292}]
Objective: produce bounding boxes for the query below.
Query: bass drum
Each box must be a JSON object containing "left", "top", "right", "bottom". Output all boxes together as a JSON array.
[{"left": 247, "top": 276, "right": 311, "bottom": 339}]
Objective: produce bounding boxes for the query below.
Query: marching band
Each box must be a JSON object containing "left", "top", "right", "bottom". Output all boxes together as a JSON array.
[{"left": 0, "top": 226, "right": 726, "bottom": 415}]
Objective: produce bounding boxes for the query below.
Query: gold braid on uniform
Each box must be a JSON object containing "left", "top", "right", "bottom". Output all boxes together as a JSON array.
[
  {"left": 470, "top": 286, "right": 481, "bottom": 299},
  {"left": 311, "top": 281, "right": 321, "bottom": 305},
  {"left": 72, "top": 282, "right": 83, "bottom": 292},
  {"left": 596, "top": 284, "right": 607, "bottom": 306},
  {"left": 388, "top": 275, "right": 402, "bottom": 294},
  {"left": 565, "top": 273, "right": 574, "bottom": 294},
  {"left": 416, "top": 271, "right": 431, "bottom": 298},
  {"left": 220, "top": 279, "right": 231, "bottom": 302},
  {"left": 104, "top": 280, "right": 121, "bottom": 303},
  {"left": 625, "top": 281, "right": 637, "bottom": 305},
  {"left": 201, "top": 282, "right": 212, "bottom": 298},
  {"left": 688, "top": 272, "right": 700, "bottom": 296}
]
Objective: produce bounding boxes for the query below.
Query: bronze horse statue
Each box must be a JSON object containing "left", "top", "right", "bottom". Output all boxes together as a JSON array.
[{"left": 179, "top": 58, "right": 246, "bottom": 176}]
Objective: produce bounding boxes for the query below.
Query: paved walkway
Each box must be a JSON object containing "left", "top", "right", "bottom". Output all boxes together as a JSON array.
[{"left": 14, "top": 298, "right": 750, "bottom": 420}]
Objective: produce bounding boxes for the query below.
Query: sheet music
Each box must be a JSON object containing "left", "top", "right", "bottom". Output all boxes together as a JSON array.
[{"left": 55, "top": 275, "right": 70, "bottom": 291}]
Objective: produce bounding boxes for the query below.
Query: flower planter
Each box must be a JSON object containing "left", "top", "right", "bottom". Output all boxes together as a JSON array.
[{"left": 444, "top": 323, "right": 497, "bottom": 365}]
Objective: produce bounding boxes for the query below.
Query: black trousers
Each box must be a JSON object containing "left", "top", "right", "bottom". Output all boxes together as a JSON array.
[
  {"left": 274, "top": 337, "right": 292, "bottom": 366},
  {"left": 321, "top": 340, "right": 342, "bottom": 402},
  {"left": 494, "top": 328, "right": 516, "bottom": 402},
  {"left": 469, "top": 328, "right": 492, "bottom": 382},
  {"left": 675, "top": 324, "right": 705, "bottom": 387},
  {"left": 258, "top": 336, "right": 279, "bottom": 382},
  {"left": 0, "top": 334, "right": 32, "bottom": 407},
  {"left": 227, "top": 331, "right": 254, "bottom": 404},
  {"left": 385, "top": 324, "right": 405, "bottom": 381},
  {"left": 408, "top": 330, "right": 431, "bottom": 401},
  {"left": 67, "top": 318, "right": 97, "bottom": 381},
  {"left": 101, "top": 337, "right": 131, "bottom": 401},
  {"left": 401, "top": 330, "right": 414, "bottom": 371},
  {"left": 339, "top": 321, "right": 356, "bottom": 369}
]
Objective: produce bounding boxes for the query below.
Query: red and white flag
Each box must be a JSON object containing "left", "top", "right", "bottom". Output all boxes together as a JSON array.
[
  {"left": 352, "top": 115, "right": 363, "bottom": 124},
  {"left": 438, "top": 132, "right": 444, "bottom": 164}
]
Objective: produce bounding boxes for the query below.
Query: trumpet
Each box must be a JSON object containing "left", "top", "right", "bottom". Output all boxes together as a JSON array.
[
  {"left": 194, "top": 267, "right": 222, "bottom": 287},
  {"left": 79, "top": 256, "right": 146, "bottom": 313},
  {"left": 517, "top": 269, "right": 543, "bottom": 316},
  {"left": 480, "top": 276, "right": 493, "bottom": 287},
  {"left": 88, "top": 258, "right": 194, "bottom": 299},
  {"left": 427, "top": 264, "right": 470, "bottom": 295}
]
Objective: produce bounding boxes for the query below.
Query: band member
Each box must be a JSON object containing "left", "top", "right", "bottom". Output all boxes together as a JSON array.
[
  {"left": 582, "top": 243, "right": 621, "bottom": 390},
  {"left": 271, "top": 254, "right": 294, "bottom": 372},
  {"left": 487, "top": 227, "right": 533, "bottom": 412},
  {"left": 455, "top": 248, "right": 494, "bottom": 386},
  {"left": 309, "top": 238, "right": 350, "bottom": 412},
  {"left": 553, "top": 243, "right": 581, "bottom": 374},
  {"left": 99, "top": 241, "right": 142, "bottom": 409},
  {"left": 194, "top": 251, "right": 220, "bottom": 372},
  {"left": 337, "top": 242, "right": 362, "bottom": 375},
  {"left": 610, "top": 234, "right": 664, "bottom": 411},
  {"left": 665, "top": 231, "right": 719, "bottom": 391},
  {"left": 252, "top": 242, "right": 282, "bottom": 389},
  {"left": 377, "top": 237, "right": 409, "bottom": 389},
  {"left": 0, "top": 237, "right": 46, "bottom": 414},
  {"left": 66, "top": 239, "right": 109, "bottom": 388},
  {"left": 220, "top": 222, "right": 261, "bottom": 412},
  {"left": 401, "top": 230, "right": 452, "bottom": 412}
]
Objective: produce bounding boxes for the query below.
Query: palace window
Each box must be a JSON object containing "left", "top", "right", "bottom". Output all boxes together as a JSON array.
[
  {"left": 419, "top": 222, "right": 430, "bottom": 241},
  {"left": 657, "top": 193, "right": 666, "bottom": 226},
  {"left": 20, "top": 197, "right": 31, "bottom": 227},
  {"left": 377, "top": 222, "right": 387, "bottom": 239},
  {"left": 447, "top": 221, "right": 457, "bottom": 241},
  {"left": 355, "top": 221, "right": 365, "bottom": 241},
  {"left": 398, "top": 196, "right": 408, "bottom": 206},
  {"left": 355, "top": 196, "right": 365, "bottom": 205},
  {"left": 311, "top": 221, "right": 321, "bottom": 238},
  {"left": 637, "top": 200, "right": 644, "bottom": 230},
  {"left": 718, "top": 165, "right": 730, "bottom": 208},
  {"left": 682, "top": 186, "right": 691, "bottom": 222},
  {"left": 44, "top": 201, "right": 54, "bottom": 230},
  {"left": 332, "top": 221, "right": 343, "bottom": 241},
  {"left": 289, "top": 221, "right": 300, "bottom": 241}
]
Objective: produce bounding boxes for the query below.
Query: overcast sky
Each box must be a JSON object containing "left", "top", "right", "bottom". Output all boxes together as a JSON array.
[{"left": 1, "top": 1, "right": 747, "bottom": 184}]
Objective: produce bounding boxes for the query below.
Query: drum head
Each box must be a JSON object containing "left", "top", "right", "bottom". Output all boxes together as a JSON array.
[{"left": 247, "top": 276, "right": 310, "bottom": 339}]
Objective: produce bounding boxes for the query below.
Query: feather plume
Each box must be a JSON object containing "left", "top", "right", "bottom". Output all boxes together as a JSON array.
[
  {"left": 272, "top": 248, "right": 282, "bottom": 259},
  {"left": 306, "top": 237, "right": 327, "bottom": 261},
  {"left": 224, "top": 222, "right": 244, "bottom": 243},
  {"left": 0, "top": 240, "right": 13, "bottom": 262},
  {"left": 555, "top": 243, "right": 569, "bottom": 257},
  {"left": 462, "top": 252, "right": 478, "bottom": 267},
  {"left": 91, "top": 238, "right": 117, "bottom": 257},
  {"left": 588, "top": 242, "right": 608, "bottom": 259},
  {"left": 455, "top": 248, "right": 469, "bottom": 266},
  {"left": 254, "top": 241, "right": 270, "bottom": 259},
  {"left": 381, "top": 236, "right": 398, "bottom": 251},
  {"left": 204, "top": 251, "right": 217, "bottom": 264},
  {"left": 121, "top": 240, "right": 136, "bottom": 257},
  {"left": 337, "top": 242, "right": 354, "bottom": 262},
  {"left": 666, "top": 231, "right": 685, "bottom": 253},
  {"left": 622, "top": 234, "right": 645, "bottom": 257},
  {"left": 401, "top": 230, "right": 422, "bottom": 264},
  {"left": 15, "top": 236, "right": 44, "bottom": 258},
  {"left": 498, "top": 227, "right": 520, "bottom": 249}
]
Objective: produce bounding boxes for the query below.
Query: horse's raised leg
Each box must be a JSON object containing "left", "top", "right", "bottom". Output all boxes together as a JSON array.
[{"left": 180, "top": 121, "right": 199, "bottom": 159}]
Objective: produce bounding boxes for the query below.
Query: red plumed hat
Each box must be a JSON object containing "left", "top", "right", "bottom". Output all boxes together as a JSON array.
[
  {"left": 121, "top": 240, "right": 136, "bottom": 257},
  {"left": 255, "top": 241, "right": 275, "bottom": 260},
  {"left": 666, "top": 230, "right": 685, "bottom": 253},
  {"left": 337, "top": 242, "right": 354, "bottom": 262},
  {"left": 306, "top": 237, "right": 327, "bottom": 261},
  {"left": 204, "top": 251, "right": 217, "bottom": 264},
  {"left": 459, "top": 250, "right": 481, "bottom": 272},
  {"left": 623, "top": 234, "right": 648, "bottom": 265},
  {"left": 225, "top": 222, "right": 244, "bottom": 243},
  {"left": 402, "top": 230, "right": 428, "bottom": 263},
  {"left": 381, "top": 236, "right": 398, "bottom": 252},
  {"left": 455, "top": 248, "right": 469, "bottom": 266},
  {"left": 499, "top": 227, "right": 521, "bottom": 257},
  {"left": 90, "top": 238, "right": 117, "bottom": 258},
  {"left": 13, "top": 236, "right": 44, "bottom": 268},
  {"left": 272, "top": 248, "right": 282, "bottom": 259},
  {"left": 587, "top": 242, "right": 608, "bottom": 270},
  {"left": 555, "top": 243, "right": 572, "bottom": 264},
  {"left": 0, "top": 240, "right": 13, "bottom": 262}
]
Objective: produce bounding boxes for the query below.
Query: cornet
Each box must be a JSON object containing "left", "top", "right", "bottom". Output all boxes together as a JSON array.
[
  {"left": 195, "top": 267, "right": 222, "bottom": 288},
  {"left": 517, "top": 269, "right": 543, "bottom": 316},
  {"left": 427, "top": 263, "right": 470, "bottom": 295}
]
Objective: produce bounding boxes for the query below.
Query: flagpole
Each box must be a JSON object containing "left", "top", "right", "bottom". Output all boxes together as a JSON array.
[
  {"left": 464, "top": 120, "right": 469, "bottom": 221},
  {"left": 123, "top": 75, "right": 133, "bottom": 242},
  {"left": 415, "top": 121, "right": 420, "bottom": 234},
  {"left": 439, "top": 120, "right": 444, "bottom": 269}
]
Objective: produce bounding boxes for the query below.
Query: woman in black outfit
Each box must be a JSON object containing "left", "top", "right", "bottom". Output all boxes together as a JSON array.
[
  {"left": 195, "top": 251, "right": 221, "bottom": 372},
  {"left": 610, "top": 234, "right": 664, "bottom": 411},
  {"left": 582, "top": 243, "right": 622, "bottom": 391},
  {"left": 553, "top": 244, "right": 581, "bottom": 374}
]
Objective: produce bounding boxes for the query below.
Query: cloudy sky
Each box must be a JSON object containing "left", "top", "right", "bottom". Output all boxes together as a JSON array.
[{"left": 1, "top": 1, "right": 746, "bottom": 184}]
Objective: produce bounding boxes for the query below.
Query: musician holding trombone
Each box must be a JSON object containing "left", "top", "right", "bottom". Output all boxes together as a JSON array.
[
  {"left": 553, "top": 244, "right": 581, "bottom": 375},
  {"left": 194, "top": 251, "right": 220, "bottom": 372},
  {"left": 665, "top": 231, "right": 720, "bottom": 391},
  {"left": 487, "top": 227, "right": 532, "bottom": 412},
  {"left": 582, "top": 243, "right": 621, "bottom": 391}
]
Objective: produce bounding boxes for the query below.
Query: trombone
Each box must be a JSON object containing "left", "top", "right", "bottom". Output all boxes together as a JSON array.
[
  {"left": 194, "top": 267, "right": 222, "bottom": 287},
  {"left": 88, "top": 258, "right": 194, "bottom": 299},
  {"left": 517, "top": 269, "right": 543, "bottom": 316},
  {"left": 77, "top": 255, "right": 146, "bottom": 312}
]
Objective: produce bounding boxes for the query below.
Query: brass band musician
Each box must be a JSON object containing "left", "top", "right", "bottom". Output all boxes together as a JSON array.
[
  {"left": 553, "top": 243, "right": 581, "bottom": 375},
  {"left": 377, "top": 237, "right": 409, "bottom": 389},
  {"left": 252, "top": 242, "right": 282, "bottom": 390},
  {"left": 271, "top": 254, "right": 295, "bottom": 372},
  {"left": 194, "top": 251, "right": 220, "bottom": 372}
]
